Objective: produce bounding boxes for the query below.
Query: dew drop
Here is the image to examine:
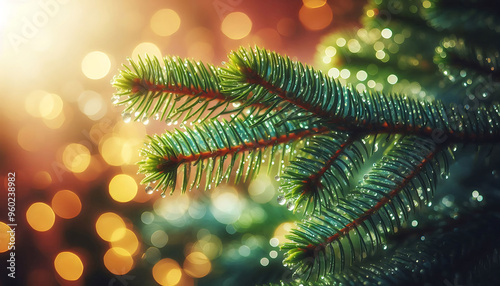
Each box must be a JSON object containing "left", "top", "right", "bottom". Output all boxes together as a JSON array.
[
  {"left": 232, "top": 102, "right": 241, "bottom": 108},
  {"left": 165, "top": 118, "right": 172, "bottom": 125},
  {"left": 145, "top": 185, "right": 154, "bottom": 195},
  {"left": 122, "top": 112, "right": 132, "bottom": 123},
  {"left": 179, "top": 123, "right": 185, "bottom": 129},
  {"left": 286, "top": 201, "right": 295, "bottom": 211},
  {"left": 275, "top": 175, "right": 280, "bottom": 181},
  {"left": 161, "top": 193, "right": 167, "bottom": 198},
  {"left": 111, "top": 95, "right": 120, "bottom": 104},
  {"left": 142, "top": 116, "right": 150, "bottom": 125},
  {"left": 153, "top": 113, "right": 160, "bottom": 120},
  {"left": 277, "top": 195, "right": 286, "bottom": 205}
]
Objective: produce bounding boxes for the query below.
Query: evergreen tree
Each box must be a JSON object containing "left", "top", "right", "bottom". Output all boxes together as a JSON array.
[{"left": 111, "top": 0, "right": 500, "bottom": 284}]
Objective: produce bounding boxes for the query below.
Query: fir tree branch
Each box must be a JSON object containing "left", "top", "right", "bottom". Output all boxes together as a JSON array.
[
  {"left": 112, "top": 55, "right": 270, "bottom": 123},
  {"left": 281, "top": 136, "right": 447, "bottom": 279},
  {"left": 223, "top": 47, "right": 500, "bottom": 144},
  {"left": 280, "top": 133, "right": 371, "bottom": 212},
  {"left": 139, "top": 117, "right": 329, "bottom": 195}
]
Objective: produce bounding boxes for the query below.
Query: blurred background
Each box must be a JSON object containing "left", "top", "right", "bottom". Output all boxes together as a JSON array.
[{"left": 0, "top": 1, "right": 365, "bottom": 285}]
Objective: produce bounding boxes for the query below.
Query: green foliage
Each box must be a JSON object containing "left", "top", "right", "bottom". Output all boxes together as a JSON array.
[{"left": 111, "top": 1, "right": 500, "bottom": 284}]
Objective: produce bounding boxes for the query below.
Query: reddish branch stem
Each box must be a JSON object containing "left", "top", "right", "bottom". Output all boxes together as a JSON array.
[{"left": 301, "top": 144, "right": 440, "bottom": 253}]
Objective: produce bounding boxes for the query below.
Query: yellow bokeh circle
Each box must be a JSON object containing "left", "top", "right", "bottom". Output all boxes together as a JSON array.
[
  {"left": 26, "top": 202, "right": 55, "bottom": 232},
  {"left": 81, "top": 51, "right": 111, "bottom": 80},
  {"left": 54, "top": 252, "right": 84, "bottom": 281},
  {"left": 51, "top": 190, "right": 82, "bottom": 219},
  {"left": 109, "top": 174, "right": 138, "bottom": 203},
  {"left": 104, "top": 247, "right": 134, "bottom": 275},
  {"left": 150, "top": 9, "right": 181, "bottom": 36},
  {"left": 153, "top": 258, "right": 183, "bottom": 286},
  {"left": 62, "top": 143, "right": 91, "bottom": 173},
  {"left": 95, "top": 212, "right": 126, "bottom": 242},
  {"left": 221, "top": 12, "right": 252, "bottom": 40}
]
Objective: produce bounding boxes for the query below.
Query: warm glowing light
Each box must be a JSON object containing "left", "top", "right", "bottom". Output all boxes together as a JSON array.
[
  {"left": 111, "top": 228, "right": 139, "bottom": 255},
  {"left": 100, "top": 135, "right": 125, "bottom": 166},
  {"left": 95, "top": 212, "right": 126, "bottom": 241},
  {"left": 299, "top": 4, "right": 333, "bottom": 31},
  {"left": 26, "top": 203, "right": 55, "bottom": 232},
  {"left": 154, "top": 193, "right": 190, "bottom": 221},
  {"left": 109, "top": 174, "right": 138, "bottom": 203},
  {"left": 131, "top": 42, "right": 163, "bottom": 63},
  {"left": 192, "top": 233, "right": 223, "bottom": 260},
  {"left": 81, "top": 51, "right": 111, "bottom": 80},
  {"left": 183, "top": 252, "right": 211, "bottom": 278},
  {"left": 0, "top": 222, "right": 12, "bottom": 253},
  {"left": 221, "top": 12, "right": 252, "bottom": 40},
  {"left": 248, "top": 174, "right": 275, "bottom": 203},
  {"left": 33, "top": 171, "right": 52, "bottom": 189},
  {"left": 40, "top": 93, "right": 63, "bottom": 120},
  {"left": 51, "top": 190, "right": 82, "bottom": 219},
  {"left": 151, "top": 9, "right": 181, "bottom": 36},
  {"left": 366, "top": 9, "right": 375, "bottom": 17},
  {"left": 153, "top": 258, "right": 183, "bottom": 286},
  {"left": 302, "top": 0, "right": 327, "bottom": 8},
  {"left": 273, "top": 222, "right": 294, "bottom": 245},
  {"left": 62, "top": 143, "right": 91, "bottom": 173},
  {"left": 277, "top": 18, "right": 296, "bottom": 36},
  {"left": 422, "top": 0, "right": 431, "bottom": 8},
  {"left": 54, "top": 252, "right": 84, "bottom": 281},
  {"left": 104, "top": 247, "right": 134, "bottom": 275},
  {"left": 17, "top": 125, "right": 43, "bottom": 152},
  {"left": 210, "top": 186, "right": 242, "bottom": 224},
  {"left": 78, "top": 90, "right": 107, "bottom": 120}
]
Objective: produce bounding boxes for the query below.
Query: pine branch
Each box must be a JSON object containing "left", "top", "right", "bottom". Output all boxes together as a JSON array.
[
  {"left": 281, "top": 136, "right": 449, "bottom": 279},
  {"left": 279, "top": 133, "right": 373, "bottom": 212},
  {"left": 112, "top": 55, "right": 271, "bottom": 123},
  {"left": 223, "top": 47, "right": 500, "bottom": 144},
  {"left": 139, "top": 117, "right": 328, "bottom": 195}
]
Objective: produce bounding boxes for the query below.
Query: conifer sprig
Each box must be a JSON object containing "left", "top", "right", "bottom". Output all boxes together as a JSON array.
[{"left": 112, "top": 46, "right": 500, "bottom": 283}]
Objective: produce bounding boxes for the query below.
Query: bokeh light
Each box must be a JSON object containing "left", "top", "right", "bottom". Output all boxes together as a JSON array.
[
  {"left": 54, "top": 252, "right": 84, "bottom": 281},
  {"left": 183, "top": 252, "right": 211, "bottom": 278},
  {"left": 26, "top": 202, "right": 55, "bottom": 232},
  {"left": 95, "top": 212, "right": 126, "bottom": 242},
  {"left": 81, "top": 51, "right": 111, "bottom": 80},
  {"left": 299, "top": 4, "right": 333, "bottom": 31},
  {"left": 109, "top": 174, "right": 138, "bottom": 203},
  {"left": 221, "top": 12, "right": 252, "bottom": 40},
  {"left": 303, "top": 0, "right": 327, "bottom": 8},
  {"left": 150, "top": 9, "right": 181, "bottom": 36},
  {"left": 104, "top": 247, "right": 134, "bottom": 275},
  {"left": 0, "top": 222, "right": 12, "bottom": 253},
  {"left": 110, "top": 228, "right": 139, "bottom": 255},
  {"left": 78, "top": 90, "right": 107, "bottom": 120},
  {"left": 248, "top": 174, "right": 276, "bottom": 203},
  {"left": 131, "top": 42, "right": 163, "bottom": 63},
  {"left": 151, "top": 230, "right": 169, "bottom": 248},
  {"left": 210, "top": 185, "right": 244, "bottom": 224},
  {"left": 273, "top": 222, "right": 294, "bottom": 245},
  {"left": 51, "top": 190, "right": 82, "bottom": 219},
  {"left": 62, "top": 143, "right": 91, "bottom": 173},
  {"left": 153, "top": 258, "right": 183, "bottom": 286}
]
